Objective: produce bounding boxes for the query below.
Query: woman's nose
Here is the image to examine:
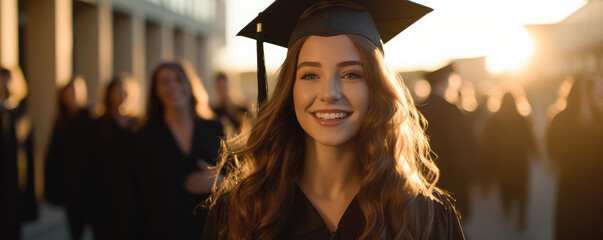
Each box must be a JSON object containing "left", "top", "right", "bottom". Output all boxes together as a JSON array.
[{"left": 320, "top": 74, "right": 342, "bottom": 102}]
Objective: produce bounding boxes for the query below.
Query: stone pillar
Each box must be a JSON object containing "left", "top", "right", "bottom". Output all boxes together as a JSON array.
[
  {"left": 0, "top": 0, "right": 18, "bottom": 68},
  {"left": 196, "top": 35, "right": 214, "bottom": 99},
  {"left": 146, "top": 22, "right": 173, "bottom": 78},
  {"left": 74, "top": 1, "right": 113, "bottom": 111},
  {"left": 175, "top": 30, "right": 198, "bottom": 72},
  {"left": 25, "top": 0, "right": 73, "bottom": 198},
  {"left": 113, "top": 11, "right": 146, "bottom": 116}
]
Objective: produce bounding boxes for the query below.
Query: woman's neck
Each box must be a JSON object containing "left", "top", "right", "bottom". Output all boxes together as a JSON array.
[
  {"left": 298, "top": 135, "right": 362, "bottom": 200},
  {"left": 163, "top": 107, "right": 193, "bottom": 126}
]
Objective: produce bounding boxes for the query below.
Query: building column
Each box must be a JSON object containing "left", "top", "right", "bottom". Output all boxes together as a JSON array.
[
  {"left": 0, "top": 0, "right": 18, "bottom": 68},
  {"left": 74, "top": 1, "right": 113, "bottom": 111},
  {"left": 175, "top": 30, "right": 199, "bottom": 72},
  {"left": 146, "top": 22, "right": 174, "bottom": 78},
  {"left": 197, "top": 35, "right": 216, "bottom": 99},
  {"left": 25, "top": 0, "right": 73, "bottom": 198},
  {"left": 114, "top": 11, "right": 146, "bottom": 116}
]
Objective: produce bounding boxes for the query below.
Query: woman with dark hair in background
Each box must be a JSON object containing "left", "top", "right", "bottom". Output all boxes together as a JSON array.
[
  {"left": 547, "top": 74, "right": 603, "bottom": 239},
  {"left": 481, "top": 92, "right": 537, "bottom": 231},
  {"left": 44, "top": 76, "right": 95, "bottom": 240},
  {"left": 133, "top": 61, "right": 223, "bottom": 239},
  {"left": 90, "top": 75, "right": 139, "bottom": 239}
]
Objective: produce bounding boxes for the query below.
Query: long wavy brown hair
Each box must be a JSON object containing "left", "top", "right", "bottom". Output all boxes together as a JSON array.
[{"left": 209, "top": 34, "right": 440, "bottom": 239}]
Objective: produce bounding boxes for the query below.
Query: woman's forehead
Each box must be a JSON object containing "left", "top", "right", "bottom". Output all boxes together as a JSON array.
[{"left": 297, "top": 35, "right": 361, "bottom": 64}]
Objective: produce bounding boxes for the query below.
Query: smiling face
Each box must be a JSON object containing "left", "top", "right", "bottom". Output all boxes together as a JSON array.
[
  {"left": 155, "top": 67, "right": 191, "bottom": 111},
  {"left": 293, "top": 35, "right": 369, "bottom": 147}
]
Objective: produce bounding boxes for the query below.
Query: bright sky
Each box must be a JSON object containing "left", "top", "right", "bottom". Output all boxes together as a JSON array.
[{"left": 215, "top": 0, "right": 587, "bottom": 73}]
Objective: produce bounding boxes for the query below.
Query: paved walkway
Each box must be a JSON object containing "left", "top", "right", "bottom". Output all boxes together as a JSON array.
[{"left": 22, "top": 203, "right": 92, "bottom": 240}]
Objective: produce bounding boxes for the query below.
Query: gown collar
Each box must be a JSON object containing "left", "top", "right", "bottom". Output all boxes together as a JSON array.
[{"left": 289, "top": 185, "right": 365, "bottom": 237}]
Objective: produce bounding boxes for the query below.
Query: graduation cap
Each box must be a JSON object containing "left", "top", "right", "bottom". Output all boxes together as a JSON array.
[
  {"left": 424, "top": 63, "right": 454, "bottom": 86},
  {"left": 238, "top": 0, "right": 433, "bottom": 107}
]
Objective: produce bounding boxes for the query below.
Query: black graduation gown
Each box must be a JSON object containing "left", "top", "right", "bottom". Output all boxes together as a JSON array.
[
  {"left": 417, "top": 95, "right": 477, "bottom": 218},
  {"left": 481, "top": 109, "right": 535, "bottom": 229},
  {"left": 0, "top": 108, "right": 21, "bottom": 240},
  {"left": 90, "top": 116, "right": 137, "bottom": 239},
  {"left": 547, "top": 111, "right": 603, "bottom": 239},
  {"left": 44, "top": 109, "right": 95, "bottom": 240},
  {"left": 201, "top": 187, "right": 465, "bottom": 240},
  {"left": 133, "top": 119, "right": 223, "bottom": 240}
]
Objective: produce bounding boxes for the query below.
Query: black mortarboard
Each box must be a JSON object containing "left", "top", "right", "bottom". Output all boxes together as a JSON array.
[
  {"left": 424, "top": 63, "right": 454, "bottom": 86},
  {"left": 238, "top": 0, "right": 433, "bottom": 107}
]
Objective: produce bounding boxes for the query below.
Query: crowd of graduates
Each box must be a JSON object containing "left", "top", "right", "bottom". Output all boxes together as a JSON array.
[{"left": 416, "top": 64, "right": 603, "bottom": 239}]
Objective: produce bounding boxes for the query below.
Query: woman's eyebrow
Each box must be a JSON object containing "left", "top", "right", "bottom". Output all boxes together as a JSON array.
[
  {"left": 337, "top": 61, "right": 363, "bottom": 68},
  {"left": 297, "top": 62, "right": 321, "bottom": 69},
  {"left": 297, "top": 61, "right": 362, "bottom": 69}
]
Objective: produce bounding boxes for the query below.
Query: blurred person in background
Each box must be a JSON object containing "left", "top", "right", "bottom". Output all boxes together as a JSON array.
[
  {"left": 133, "top": 62, "right": 223, "bottom": 239},
  {"left": 44, "top": 76, "right": 95, "bottom": 240},
  {"left": 212, "top": 72, "right": 247, "bottom": 135},
  {"left": 0, "top": 67, "right": 21, "bottom": 239},
  {"left": 89, "top": 74, "right": 139, "bottom": 239},
  {"left": 547, "top": 74, "right": 603, "bottom": 239},
  {"left": 417, "top": 64, "right": 477, "bottom": 221},
  {"left": 481, "top": 92, "right": 537, "bottom": 231}
]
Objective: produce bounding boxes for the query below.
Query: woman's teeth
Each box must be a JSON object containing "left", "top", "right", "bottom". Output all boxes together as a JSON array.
[{"left": 314, "top": 112, "right": 349, "bottom": 120}]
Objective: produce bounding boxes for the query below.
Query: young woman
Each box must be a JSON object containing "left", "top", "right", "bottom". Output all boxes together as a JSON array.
[
  {"left": 132, "top": 62, "right": 223, "bottom": 239},
  {"left": 202, "top": 1, "right": 464, "bottom": 239},
  {"left": 90, "top": 75, "right": 139, "bottom": 239},
  {"left": 44, "top": 77, "right": 95, "bottom": 240}
]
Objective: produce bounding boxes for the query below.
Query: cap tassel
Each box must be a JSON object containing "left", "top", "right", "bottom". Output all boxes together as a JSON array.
[{"left": 256, "top": 13, "right": 268, "bottom": 109}]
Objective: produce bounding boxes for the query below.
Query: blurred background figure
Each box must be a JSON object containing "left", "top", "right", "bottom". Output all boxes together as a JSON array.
[
  {"left": 212, "top": 72, "right": 247, "bottom": 135},
  {"left": 481, "top": 92, "right": 537, "bottom": 231},
  {"left": 417, "top": 64, "right": 477, "bottom": 222},
  {"left": 132, "top": 61, "right": 223, "bottom": 239},
  {"left": 89, "top": 74, "right": 139, "bottom": 239},
  {"left": 1, "top": 66, "right": 36, "bottom": 240},
  {"left": 44, "top": 76, "right": 95, "bottom": 240},
  {"left": 547, "top": 74, "right": 603, "bottom": 240},
  {"left": 1, "top": 67, "right": 22, "bottom": 239}
]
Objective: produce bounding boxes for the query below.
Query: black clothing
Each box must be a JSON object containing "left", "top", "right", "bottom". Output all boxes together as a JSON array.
[
  {"left": 44, "top": 109, "right": 95, "bottom": 240},
  {"left": 481, "top": 105, "right": 536, "bottom": 230},
  {"left": 547, "top": 111, "right": 603, "bottom": 239},
  {"left": 201, "top": 187, "right": 464, "bottom": 240},
  {"left": 417, "top": 95, "right": 476, "bottom": 218},
  {"left": 0, "top": 108, "right": 21, "bottom": 240},
  {"left": 90, "top": 116, "right": 137, "bottom": 239},
  {"left": 133, "top": 119, "right": 223, "bottom": 240}
]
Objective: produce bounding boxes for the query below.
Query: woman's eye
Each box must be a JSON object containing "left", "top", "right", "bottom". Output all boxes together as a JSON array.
[
  {"left": 300, "top": 73, "right": 318, "bottom": 80},
  {"left": 342, "top": 72, "right": 362, "bottom": 79}
]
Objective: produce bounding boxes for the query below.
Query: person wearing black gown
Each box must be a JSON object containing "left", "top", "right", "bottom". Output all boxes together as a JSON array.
[
  {"left": 417, "top": 64, "right": 476, "bottom": 220},
  {"left": 90, "top": 76, "right": 139, "bottom": 239},
  {"left": 202, "top": 1, "right": 464, "bottom": 239},
  {"left": 547, "top": 74, "right": 603, "bottom": 239},
  {"left": 133, "top": 62, "right": 223, "bottom": 239},
  {"left": 44, "top": 76, "right": 95, "bottom": 240},
  {"left": 481, "top": 92, "right": 536, "bottom": 231},
  {"left": 212, "top": 73, "right": 247, "bottom": 134},
  {"left": 0, "top": 67, "right": 21, "bottom": 239}
]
